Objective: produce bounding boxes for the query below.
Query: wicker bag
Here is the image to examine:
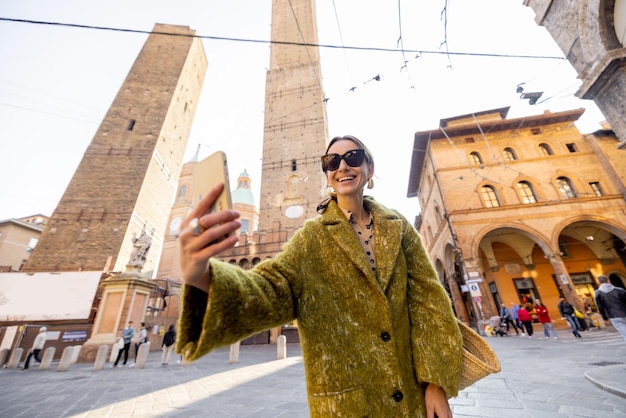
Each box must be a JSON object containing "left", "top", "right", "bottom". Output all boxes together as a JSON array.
[{"left": 457, "top": 319, "right": 501, "bottom": 390}]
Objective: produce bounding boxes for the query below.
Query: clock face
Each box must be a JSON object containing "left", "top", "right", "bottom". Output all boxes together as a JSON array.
[
  {"left": 284, "top": 205, "right": 304, "bottom": 219},
  {"left": 169, "top": 216, "right": 182, "bottom": 236}
]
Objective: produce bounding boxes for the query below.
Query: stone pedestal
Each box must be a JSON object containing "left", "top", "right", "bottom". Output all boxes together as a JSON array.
[{"left": 80, "top": 269, "right": 156, "bottom": 363}]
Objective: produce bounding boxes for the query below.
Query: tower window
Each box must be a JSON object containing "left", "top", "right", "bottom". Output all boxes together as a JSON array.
[
  {"left": 291, "top": 159, "right": 297, "bottom": 171},
  {"left": 565, "top": 143, "right": 578, "bottom": 153},
  {"left": 127, "top": 119, "right": 136, "bottom": 131},
  {"left": 465, "top": 137, "right": 475, "bottom": 144}
]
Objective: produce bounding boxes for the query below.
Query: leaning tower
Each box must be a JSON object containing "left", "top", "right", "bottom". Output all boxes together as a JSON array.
[
  {"left": 257, "top": 0, "right": 329, "bottom": 236},
  {"left": 23, "top": 24, "right": 207, "bottom": 274}
]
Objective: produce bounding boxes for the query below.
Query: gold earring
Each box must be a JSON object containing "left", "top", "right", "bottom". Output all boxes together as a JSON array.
[
  {"left": 367, "top": 178, "right": 374, "bottom": 189},
  {"left": 327, "top": 186, "right": 337, "bottom": 197}
]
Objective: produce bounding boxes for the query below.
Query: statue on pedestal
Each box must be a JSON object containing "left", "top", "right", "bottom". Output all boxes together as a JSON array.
[{"left": 127, "top": 228, "right": 153, "bottom": 268}]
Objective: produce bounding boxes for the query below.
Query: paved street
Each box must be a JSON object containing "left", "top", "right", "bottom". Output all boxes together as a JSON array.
[{"left": 1, "top": 326, "right": 625, "bottom": 417}]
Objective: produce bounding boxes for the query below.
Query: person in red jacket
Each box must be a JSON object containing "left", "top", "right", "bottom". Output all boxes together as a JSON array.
[
  {"left": 517, "top": 305, "right": 534, "bottom": 338},
  {"left": 534, "top": 299, "right": 558, "bottom": 339}
]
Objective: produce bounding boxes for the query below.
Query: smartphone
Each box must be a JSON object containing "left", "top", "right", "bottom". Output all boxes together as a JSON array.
[{"left": 191, "top": 151, "right": 234, "bottom": 241}]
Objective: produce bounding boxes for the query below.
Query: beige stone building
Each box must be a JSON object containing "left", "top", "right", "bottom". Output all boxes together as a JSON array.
[
  {"left": 0, "top": 215, "right": 47, "bottom": 272},
  {"left": 524, "top": 1, "right": 626, "bottom": 149},
  {"left": 407, "top": 106, "right": 626, "bottom": 329}
]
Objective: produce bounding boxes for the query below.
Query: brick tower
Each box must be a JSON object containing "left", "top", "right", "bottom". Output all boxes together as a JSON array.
[
  {"left": 23, "top": 24, "right": 207, "bottom": 274},
  {"left": 257, "top": 0, "right": 328, "bottom": 235}
]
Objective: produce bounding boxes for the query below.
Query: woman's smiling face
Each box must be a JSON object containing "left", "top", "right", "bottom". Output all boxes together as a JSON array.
[{"left": 325, "top": 138, "right": 373, "bottom": 199}]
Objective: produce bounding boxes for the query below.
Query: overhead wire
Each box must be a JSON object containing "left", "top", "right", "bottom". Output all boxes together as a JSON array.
[
  {"left": 396, "top": 0, "right": 416, "bottom": 89},
  {"left": 439, "top": 0, "right": 453, "bottom": 69},
  {"left": 0, "top": 18, "right": 566, "bottom": 60}
]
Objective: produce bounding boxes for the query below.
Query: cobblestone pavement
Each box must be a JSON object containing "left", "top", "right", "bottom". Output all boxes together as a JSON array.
[{"left": 1, "top": 326, "right": 625, "bottom": 417}]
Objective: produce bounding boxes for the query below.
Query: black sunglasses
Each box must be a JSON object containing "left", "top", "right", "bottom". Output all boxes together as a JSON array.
[{"left": 321, "top": 149, "right": 367, "bottom": 171}]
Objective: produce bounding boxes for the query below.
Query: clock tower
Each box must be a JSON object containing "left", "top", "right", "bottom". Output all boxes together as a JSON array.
[{"left": 257, "top": 0, "right": 328, "bottom": 237}]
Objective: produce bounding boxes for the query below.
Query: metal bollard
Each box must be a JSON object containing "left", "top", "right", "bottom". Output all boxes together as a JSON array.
[
  {"left": 135, "top": 342, "right": 150, "bottom": 369},
  {"left": 229, "top": 341, "right": 240, "bottom": 364},
  {"left": 277, "top": 335, "right": 287, "bottom": 359},
  {"left": 57, "top": 346, "right": 74, "bottom": 371},
  {"left": 7, "top": 347, "right": 23, "bottom": 369},
  {"left": 93, "top": 345, "right": 109, "bottom": 371},
  {"left": 39, "top": 347, "right": 56, "bottom": 370},
  {"left": 0, "top": 348, "right": 9, "bottom": 367},
  {"left": 70, "top": 345, "right": 82, "bottom": 364}
]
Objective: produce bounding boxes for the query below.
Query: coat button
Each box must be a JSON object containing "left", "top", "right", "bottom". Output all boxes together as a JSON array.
[
  {"left": 380, "top": 331, "right": 391, "bottom": 342},
  {"left": 392, "top": 390, "right": 404, "bottom": 402}
]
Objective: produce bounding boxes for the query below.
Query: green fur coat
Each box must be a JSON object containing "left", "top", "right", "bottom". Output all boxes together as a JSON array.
[{"left": 176, "top": 197, "right": 462, "bottom": 417}]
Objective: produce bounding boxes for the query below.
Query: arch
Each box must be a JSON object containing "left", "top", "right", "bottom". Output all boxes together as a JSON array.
[
  {"left": 470, "top": 224, "right": 553, "bottom": 264},
  {"left": 551, "top": 215, "right": 626, "bottom": 251}
]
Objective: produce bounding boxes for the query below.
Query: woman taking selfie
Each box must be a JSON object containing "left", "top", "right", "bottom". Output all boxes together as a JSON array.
[{"left": 176, "top": 135, "right": 462, "bottom": 417}]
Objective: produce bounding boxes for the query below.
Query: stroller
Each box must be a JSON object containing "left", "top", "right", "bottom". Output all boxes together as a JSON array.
[{"left": 489, "top": 315, "right": 508, "bottom": 337}]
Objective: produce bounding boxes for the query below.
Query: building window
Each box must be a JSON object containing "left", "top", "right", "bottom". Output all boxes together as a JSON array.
[
  {"left": 531, "top": 128, "right": 541, "bottom": 135},
  {"left": 565, "top": 143, "right": 578, "bottom": 153},
  {"left": 291, "top": 159, "right": 297, "bottom": 171},
  {"left": 556, "top": 177, "right": 577, "bottom": 199},
  {"left": 465, "top": 137, "right": 475, "bottom": 143},
  {"left": 178, "top": 185, "right": 187, "bottom": 198},
  {"left": 26, "top": 237, "right": 38, "bottom": 253},
  {"left": 503, "top": 147, "right": 517, "bottom": 161},
  {"left": 516, "top": 181, "right": 537, "bottom": 204},
  {"left": 469, "top": 151, "right": 483, "bottom": 166},
  {"left": 481, "top": 185, "right": 500, "bottom": 208},
  {"left": 538, "top": 143, "right": 553, "bottom": 156},
  {"left": 434, "top": 205, "right": 444, "bottom": 226},
  {"left": 127, "top": 119, "right": 136, "bottom": 131},
  {"left": 240, "top": 219, "right": 250, "bottom": 234},
  {"left": 589, "top": 182, "right": 604, "bottom": 196}
]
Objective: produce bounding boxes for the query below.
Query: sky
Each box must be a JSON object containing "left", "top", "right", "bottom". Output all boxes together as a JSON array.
[{"left": 0, "top": 0, "right": 607, "bottom": 223}]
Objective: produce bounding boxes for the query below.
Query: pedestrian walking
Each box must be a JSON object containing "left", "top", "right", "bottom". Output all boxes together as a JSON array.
[
  {"left": 23, "top": 326, "right": 47, "bottom": 369},
  {"left": 534, "top": 299, "right": 558, "bottom": 339},
  {"left": 161, "top": 324, "right": 176, "bottom": 366},
  {"left": 557, "top": 297, "right": 582, "bottom": 338},
  {"left": 176, "top": 135, "right": 464, "bottom": 417},
  {"left": 595, "top": 275, "right": 626, "bottom": 341},
  {"left": 511, "top": 302, "right": 524, "bottom": 335},
  {"left": 114, "top": 321, "right": 135, "bottom": 367},
  {"left": 517, "top": 305, "right": 534, "bottom": 337},
  {"left": 500, "top": 303, "right": 520, "bottom": 335}
]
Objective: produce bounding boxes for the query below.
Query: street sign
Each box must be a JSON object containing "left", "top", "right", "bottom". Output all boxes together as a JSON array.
[{"left": 469, "top": 283, "right": 482, "bottom": 297}]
